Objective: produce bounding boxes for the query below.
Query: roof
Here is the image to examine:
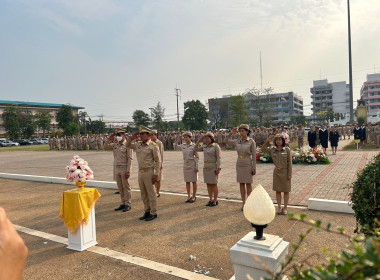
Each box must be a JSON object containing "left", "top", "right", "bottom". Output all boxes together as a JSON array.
[{"left": 0, "top": 100, "right": 84, "bottom": 109}]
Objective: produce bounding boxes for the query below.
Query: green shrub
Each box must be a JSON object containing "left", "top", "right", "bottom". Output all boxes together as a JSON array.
[{"left": 349, "top": 153, "right": 380, "bottom": 233}]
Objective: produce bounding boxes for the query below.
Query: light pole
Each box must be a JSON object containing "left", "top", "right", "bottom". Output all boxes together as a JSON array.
[{"left": 348, "top": 0, "right": 354, "bottom": 122}]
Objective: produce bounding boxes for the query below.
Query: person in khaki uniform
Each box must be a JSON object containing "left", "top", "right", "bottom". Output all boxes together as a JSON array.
[
  {"left": 261, "top": 133, "right": 292, "bottom": 215},
  {"left": 177, "top": 132, "right": 199, "bottom": 203},
  {"left": 151, "top": 130, "right": 164, "bottom": 197},
  {"left": 296, "top": 125, "right": 305, "bottom": 149},
  {"left": 226, "top": 124, "right": 256, "bottom": 211},
  {"left": 195, "top": 132, "right": 221, "bottom": 207},
  {"left": 127, "top": 126, "right": 161, "bottom": 222},
  {"left": 104, "top": 129, "right": 133, "bottom": 212}
]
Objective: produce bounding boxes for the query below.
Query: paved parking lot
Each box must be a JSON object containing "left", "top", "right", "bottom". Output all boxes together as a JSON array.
[{"left": 1, "top": 143, "right": 378, "bottom": 206}]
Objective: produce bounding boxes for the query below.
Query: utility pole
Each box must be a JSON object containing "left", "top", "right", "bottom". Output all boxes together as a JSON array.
[
  {"left": 260, "top": 51, "right": 263, "bottom": 92},
  {"left": 348, "top": 0, "right": 354, "bottom": 122},
  {"left": 175, "top": 87, "right": 181, "bottom": 130}
]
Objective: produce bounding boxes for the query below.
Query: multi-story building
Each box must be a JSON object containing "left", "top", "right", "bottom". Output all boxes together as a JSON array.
[
  {"left": 310, "top": 79, "right": 350, "bottom": 119},
  {"left": 208, "top": 92, "right": 303, "bottom": 127},
  {"left": 0, "top": 100, "right": 84, "bottom": 136},
  {"left": 360, "top": 73, "right": 380, "bottom": 119}
]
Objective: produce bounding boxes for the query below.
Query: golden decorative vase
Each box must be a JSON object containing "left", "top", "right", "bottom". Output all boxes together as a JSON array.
[{"left": 75, "top": 181, "right": 86, "bottom": 189}]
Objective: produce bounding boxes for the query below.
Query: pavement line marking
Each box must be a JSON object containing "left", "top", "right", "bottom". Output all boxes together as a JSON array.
[
  {"left": 14, "top": 225, "right": 218, "bottom": 280},
  {"left": 0, "top": 174, "right": 308, "bottom": 209}
]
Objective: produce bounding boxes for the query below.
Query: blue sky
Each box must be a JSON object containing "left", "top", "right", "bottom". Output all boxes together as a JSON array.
[{"left": 1, "top": 0, "right": 380, "bottom": 121}]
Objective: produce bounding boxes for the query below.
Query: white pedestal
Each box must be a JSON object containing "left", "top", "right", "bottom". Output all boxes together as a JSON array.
[
  {"left": 230, "top": 231, "right": 289, "bottom": 280},
  {"left": 67, "top": 207, "right": 98, "bottom": 251}
]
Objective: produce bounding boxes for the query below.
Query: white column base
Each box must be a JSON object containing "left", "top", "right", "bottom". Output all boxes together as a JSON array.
[
  {"left": 67, "top": 207, "right": 98, "bottom": 251},
  {"left": 230, "top": 231, "right": 289, "bottom": 280}
]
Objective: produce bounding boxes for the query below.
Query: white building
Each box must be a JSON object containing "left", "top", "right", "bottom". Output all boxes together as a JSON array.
[
  {"left": 310, "top": 79, "right": 350, "bottom": 119},
  {"left": 360, "top": 73, "right": 380, "bottom": 120}
]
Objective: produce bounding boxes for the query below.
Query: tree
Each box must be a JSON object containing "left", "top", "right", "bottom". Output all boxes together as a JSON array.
[
  {"left": 182, "top": 100, "right": 208, "bottom": 130},
  {"left": 2, "top": 106, "right": 21, "bottom": 139},
  {"left": 65, "top": 122, "right": 80, "bottom": 136},
  {"left": 78, "top": 111, "right": 88, "bottom": 135},
  {"left": 35, "top": 109, "right": 51, "bottom": 137},
  {"left": 152, "top": 102, "right": 165, "bottom": 131},
  {"left": 87, "top": 120, "right": 107, "bottom": 134},
  {"left": 132, "top": 110, "right": 151, "bottom": 127},
  {"left": 229, "top": 95, "right": 248, "bottom": 127},
  {"left": 245, "top": 87, "right": 276, "bottom": 126},
  {"left": 56, "top": 105, "right": 74, "bottom": 130},
  {"left": 20, "top": 110, "right": 35, "bottom": 139},
  {"left": 290, "top": 114, "right": 307, "bottom": 126}
]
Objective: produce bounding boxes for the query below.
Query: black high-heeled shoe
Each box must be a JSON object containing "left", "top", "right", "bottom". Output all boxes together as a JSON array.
[{"left": 205, "top": 201, "right": 212, "bottom": 206}]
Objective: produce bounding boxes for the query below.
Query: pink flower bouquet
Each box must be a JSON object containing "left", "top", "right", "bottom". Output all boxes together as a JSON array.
[{"left": 65, "top": 155, "right": 94, "bottom": 183}]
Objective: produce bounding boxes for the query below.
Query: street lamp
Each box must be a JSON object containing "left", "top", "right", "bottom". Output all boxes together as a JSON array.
[{"left": 243, "top": 184, "right": 276, "bottom": 240}]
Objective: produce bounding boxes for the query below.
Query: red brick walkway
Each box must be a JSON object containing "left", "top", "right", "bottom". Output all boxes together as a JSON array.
[{"left": 0, "top": 147, "right": 378, "bottom": 206}]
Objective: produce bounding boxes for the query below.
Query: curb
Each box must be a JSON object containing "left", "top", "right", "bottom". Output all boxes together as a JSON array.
[{"left": 308, "top": 198, "right": 354, "bottom": 214}]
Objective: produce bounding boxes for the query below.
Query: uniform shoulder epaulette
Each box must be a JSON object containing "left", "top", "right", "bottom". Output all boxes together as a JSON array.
[{"left": 151, "top": 142, "right": 157, "bottom": 146}]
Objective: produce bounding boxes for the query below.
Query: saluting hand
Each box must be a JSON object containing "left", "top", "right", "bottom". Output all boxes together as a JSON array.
[
  {"left": 131, "top": 132, "right": 139, "bottom": 140},
  {"left": 231, "top": 127, "right": 238, "bottom": 134}
]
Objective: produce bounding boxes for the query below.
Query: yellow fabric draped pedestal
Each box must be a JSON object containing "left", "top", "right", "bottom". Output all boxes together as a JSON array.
[{"left": 59, "top": 187, "right": 101, "bottom": 233}]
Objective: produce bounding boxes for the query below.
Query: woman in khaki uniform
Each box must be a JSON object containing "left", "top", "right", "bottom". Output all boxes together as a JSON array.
[
  {"left": 227, "top": 124, "right": 256, "bottom": 211},
  {"left": 261, "top": 133, "right": 292, "bottom": 215},
  {"left": 195, "top": 132, "right": 221, "bottom": 207},
  {"left": 177, "top": 132, "right": 199, "bottom": 203}
]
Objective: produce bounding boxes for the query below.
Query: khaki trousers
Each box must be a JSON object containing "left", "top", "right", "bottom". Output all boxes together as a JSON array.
[
  {"left": 138, "top": 169, "right": 157, "bottom": 215},
  {"left": 298, "top": 138, "right": 304, "bottom": 149},
  {"left": 114, "top": 166, "right": 131, "bottom": 206}
]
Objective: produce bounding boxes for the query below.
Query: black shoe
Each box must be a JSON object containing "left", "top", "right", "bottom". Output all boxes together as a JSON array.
[
  {"left": 205, "top": 201, "right": 213, "bottom": 206},
  {"left": 114, "top": 204, "right": 125, "bottom": 211},
  {"left": 145, "top": 214, "right": 158, "bottom": 221},
  {"left": 189, "top": 197, "right": 196, "bottom": 203},
  {"left": 139, "top": 212, "right": 150, "bottom": 220},
  {"left": 122, "top": 205, "right": 131, "bottom": 212},
  {"left": 186, "top": 198, "right": 191, "bottom": 203},
  {"left": 114, "top": 191, "right": 120, "bottom": 194},
  {"left": 156, "top": 194, "right": 160, "bottom": 198},
  {"left": 211, "top": 201, "right": 218, "bottom": 207}
]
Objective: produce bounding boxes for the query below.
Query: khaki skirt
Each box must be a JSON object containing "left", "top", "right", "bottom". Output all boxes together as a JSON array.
[
  {"left": 183, "top": 160, "right": 198, "bottom": 182},
  {"left": 236, "top": 158, "right": 253, "bottom": 184},
  {"left": 203, "top": 162, "right": 218, "bottom": 184},
  {"left": 273, "top": 168, "right": 291, "bottom": 192}
]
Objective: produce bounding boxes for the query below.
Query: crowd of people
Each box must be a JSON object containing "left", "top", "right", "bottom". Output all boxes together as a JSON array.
[{"left": 48, "top": 123, "right": 380, "bottom": 153}]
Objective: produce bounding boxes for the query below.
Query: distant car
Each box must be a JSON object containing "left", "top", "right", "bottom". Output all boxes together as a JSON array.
[
  {"left": 0, "top": 141, "right": 20, "bottom": 147},
  {"left": 40, "top": 138, "right": 49, "bottom": 144},
  {"left": 14, "top": 139, "right": 32, "bottom": 146},
  {"left": 29, "top": 139, "right": 42, "bottom": 145}
]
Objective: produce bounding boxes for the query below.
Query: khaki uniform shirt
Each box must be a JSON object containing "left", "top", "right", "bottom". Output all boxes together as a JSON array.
[
  {"left": 127, "top": 139, "right": 161, "bottom": 177},
  {"left": 261, "top": 142, "right": 292, "bottom": 178},
  {"left": 104, "top": 139, "right": 133, "bottom": 172},
  {"left": 296, "top": 129, "right": 304, "bottom": 138},
  {"left": 196, "top": 143, "right": 221, "bottom": 169},
  {"left": 227, "top": 137, "right": 256, "bottom": 170},
  {"left": 178, "top": 143, "right": 199, "bottom": 169}
]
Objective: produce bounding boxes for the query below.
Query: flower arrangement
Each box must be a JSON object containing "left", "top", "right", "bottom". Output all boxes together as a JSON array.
[
  {"left": 292, "top": 145, "right": 330, "bottom": 164},
  {"left": 257, "top": 145, "right": 330, "bottom": 165},
  {"left": 65, "top": 155, "right": 94, "bottom": 183}
]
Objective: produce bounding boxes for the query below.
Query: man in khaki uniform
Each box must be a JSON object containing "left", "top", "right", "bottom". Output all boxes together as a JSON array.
[
  {"left": 104, "top": 129, "right": 133, "bottom": 212},
  {"left": 151, "top": 130, "right": 164, "bottom": 197},
  {"left": 127, "top": 126, "right": 161, "bottom": 221},
  {"left": 296, "top": 125, "right": 305, "bottom": 149}
]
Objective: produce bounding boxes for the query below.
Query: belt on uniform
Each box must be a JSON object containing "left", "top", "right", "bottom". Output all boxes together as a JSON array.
[
  {"left": 139, "top": 168, "right": 153, "bottom": 173},
  {"left": 238, "top": 156, "right": 249, "bottom": 159},
  {"left": 115, "top": 165, "right": 127, "bottom": 167},
  {"left": 184, "top": 160, "right": 194, "bottom": 163}
]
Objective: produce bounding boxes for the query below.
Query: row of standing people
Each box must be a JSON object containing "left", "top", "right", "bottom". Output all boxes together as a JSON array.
[
  {"left": 105, "top": 124, "right": 292, "bottom": 222},
  {"left": 48, "top": 135, "right": 106, "bottom": 150}
]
